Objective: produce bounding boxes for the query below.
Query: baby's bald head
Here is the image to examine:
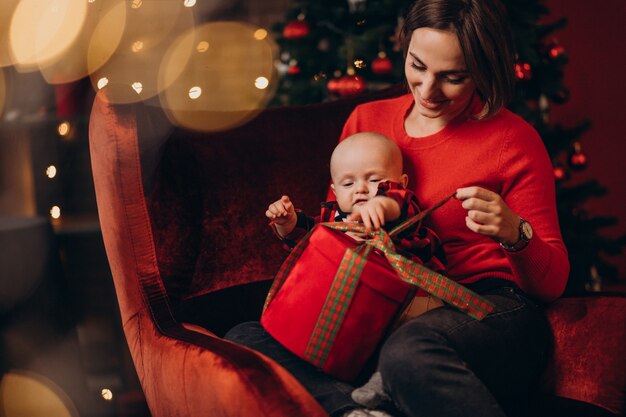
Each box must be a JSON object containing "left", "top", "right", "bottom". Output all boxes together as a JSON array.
[{"left": 330, "top": 132, "right": 404, "bottom": 182}]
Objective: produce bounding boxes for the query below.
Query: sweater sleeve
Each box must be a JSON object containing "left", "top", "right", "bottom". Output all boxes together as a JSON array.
[{"left": 498, "top": 118, "right": 569, "bottom": 302}]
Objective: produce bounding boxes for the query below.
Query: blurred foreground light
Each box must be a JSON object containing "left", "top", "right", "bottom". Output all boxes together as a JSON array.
[
  {"left": 0, "top": 68, "right": 5, "bottom": 117},
  {"left": 254, "top": 29, "right": 268, "bottom": 40},
  {"left": 57, "top": 121, "right": 71, "bottom": 137},
  {"left": 41, "top": 0, "right": 126, "bottom": 84},
  {"left": 131, "top": 81, "right": 143, "bottom": 94},
  {"left": 9, "top": 0, "right": 88, "bottom": 73},
  {"left": 97, "top": 77, "right": 109, "bottom": 90},
  {"left": 89, "top": 0, "right": 194, "bottom": 103},
  {"left": 46, "top": 165, "right": 57, "bottom": 179},
  {"left": 101, "top": 388, "right": 113, "bottom": 401},
  {"left": 255, "top": 77, "right": 269, "bottom": 89},
  {"left": 183, "top": 0, "right": 197, "bottom": 7},
  {"left": 50, "top": 206, "right": 61, "bottom": 219},
  {"left": 159, "top": 22, "right": 278, "bottom": 132},
  {"left": 196, "top": 41, "right": 209, "bottom": 53},
  {"left": 0, "top": 1, "right": 20, "bottom": 68},
  {"left": 132, "top": 40, "right": 144, "bottom": 53},
  {"left": 188, "top": 86, "right": 202, "bottom": 99},
  {"left": 0, "top": 371, "right": 78, "bottom": 417}
]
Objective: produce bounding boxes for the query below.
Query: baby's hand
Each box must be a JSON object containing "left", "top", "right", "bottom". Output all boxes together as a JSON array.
[
  {"left": 347, "top": 196, "right": 400, "bottom": 231},
  {"left": 266, "top": 195, "right": 296, "bottom": 226}
]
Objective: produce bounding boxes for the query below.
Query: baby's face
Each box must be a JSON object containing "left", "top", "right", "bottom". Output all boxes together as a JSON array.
[{"left": 330, "top": 140, "right": 406, "bottom": 213}]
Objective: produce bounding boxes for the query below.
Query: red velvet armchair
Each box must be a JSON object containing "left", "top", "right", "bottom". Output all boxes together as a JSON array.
[{"left": 89, "top": 88, "right": 626, "bottom": 417}]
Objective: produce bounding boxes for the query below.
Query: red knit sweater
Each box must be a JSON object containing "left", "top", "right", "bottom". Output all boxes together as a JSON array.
[{"left": 338, "top": 94, "right": 569, "bottom": 302}]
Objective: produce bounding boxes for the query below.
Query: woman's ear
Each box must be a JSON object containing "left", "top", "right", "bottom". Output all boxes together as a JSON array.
[{"left": 400, "top": 174, "right": 409, "bottom": 188}]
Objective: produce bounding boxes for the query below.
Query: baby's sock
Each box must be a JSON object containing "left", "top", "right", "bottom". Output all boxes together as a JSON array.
[
  {"left": 342, "top": 408, "right": 394, "bottom": 417},
  {"left": 351, "top": 371, "right": 393, "bottom": 409}
]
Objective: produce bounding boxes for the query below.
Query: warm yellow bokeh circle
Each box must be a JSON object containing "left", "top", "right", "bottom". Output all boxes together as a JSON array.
[
  {"left": 88, "top": 0, "right": 194, "bottom": 104},
  {"left": 0, "top": 68, "right": 5, "bottom": 118},
  {"left": 9, "top": 0, "right": 88, "bottom": 73},
  {"left": 158, "top": 21, "right": 278, "bottom": 132},
  {"left": 0, "top": 371, "right": 78, "bottom": 417},
  {"left": 40, "top": 0, "right": 126, "bottom": 84}
]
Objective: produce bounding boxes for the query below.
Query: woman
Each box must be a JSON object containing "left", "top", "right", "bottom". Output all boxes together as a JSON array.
[{"left": 226, "top": 1, "right": 569, "bottom": 416}]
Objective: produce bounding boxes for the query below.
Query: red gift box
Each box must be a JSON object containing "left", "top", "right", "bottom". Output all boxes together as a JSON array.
[
  {"left": 261, "top": 224, "right": 412, "bottom": 381},
  {"left": 261, "top": 217, "right": 494, "bottom": 381}
]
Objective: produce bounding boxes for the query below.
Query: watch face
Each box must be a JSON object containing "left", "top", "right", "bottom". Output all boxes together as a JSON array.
[{"left": 521, "top": 221, "right": 533, "bottom": 240}]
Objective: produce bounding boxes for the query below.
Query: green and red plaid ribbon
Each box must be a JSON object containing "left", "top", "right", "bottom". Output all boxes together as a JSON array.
[{"left": 263, "top": 193, "right": 495, "bottom": 368}]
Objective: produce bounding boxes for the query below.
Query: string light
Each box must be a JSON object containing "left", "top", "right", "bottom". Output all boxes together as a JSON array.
[
  {"left": 188, "top": 86, "right": 202, "bottom": 99},
  {"left": 183, "top": 0, "right": 196, "bottom": 7},
  {"left": 255, "top": 77, "right": 269, "bottom": 90},
  {"left": 254, "top": 29, "right": 268, "bottom": 40},
  {"left": 46, "top": 165, "right": 57, "bottom": 179},
  {"left": 196, "top": 41, "right": 209, "bottom": 53},
  {"left": 131, "top": 41, "right": 144, "bottom": 53},
  {"left": 131, "top": 82, "right": 143, "bottom": 94},
  {"left": 57, "top": 121, "right": 71, "bottom": 137},
  {"left": 101, "top": 388, "right": 113, "bottom": 401},
  {"left": 50, "top": 206, "right": 61, "bottom": 219},
  {"left": 97, "top": 77, "right": 109, "bottom": 90}
]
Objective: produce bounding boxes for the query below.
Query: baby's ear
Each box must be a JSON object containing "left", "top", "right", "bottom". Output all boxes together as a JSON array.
[
  {"left": 330, "top": 183, "right": 337, "bottom": 196},
  {"left": 400, "top": 174, "right": 409, "bottom": 188}
]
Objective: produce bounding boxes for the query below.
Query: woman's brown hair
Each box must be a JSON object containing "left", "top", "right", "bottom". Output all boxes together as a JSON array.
[{"left": 400, "top": 0, "right": 516, "bottom": 119}]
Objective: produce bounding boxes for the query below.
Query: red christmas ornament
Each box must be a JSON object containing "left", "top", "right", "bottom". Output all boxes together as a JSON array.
[
  {"left": 515, "top": 62, "right": 532, "bottom": 80},
  {"left": 327, "top": 78, "right": 341, "bottom": 94},
  {"left": 371, "top": 54, "right": 393, "bottom": 76},
  {"left": 287, "top": 65, "right": 301, "bottom": 75},
  {"left": 549, "top": 45, "right": 566, "bottom": 59},
  {"left": 283, "top": 20, "right": 310, "bottom": 39},
  {"left": 568, "top": 142, "right": 588, "bottom": 170},
  {"left": 553, "top": 165, "right": 569, "bottom": 181},
  {"left": 335, "top": 75, "right": 366, "bottom": 97}
]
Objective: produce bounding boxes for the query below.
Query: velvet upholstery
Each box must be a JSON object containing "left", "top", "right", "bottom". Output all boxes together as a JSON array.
[{"left": 89, "top": 87, "right": 626, "bottom": 417}]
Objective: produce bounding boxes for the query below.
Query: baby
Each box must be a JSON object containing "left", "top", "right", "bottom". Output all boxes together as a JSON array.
[
  {"left": 267, "top": 131, "right": 410, "bottom": 240},
  {"left": 266, "top": 132, "right": 445, "bottom": 416}
]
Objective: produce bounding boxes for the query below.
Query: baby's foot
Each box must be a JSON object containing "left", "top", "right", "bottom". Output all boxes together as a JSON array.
[
  {"left": 351, "top": 372, "right": 393, "bottom": 409},
  {"left": 342, "top": 408, "right": 394, "bottom": 417}
]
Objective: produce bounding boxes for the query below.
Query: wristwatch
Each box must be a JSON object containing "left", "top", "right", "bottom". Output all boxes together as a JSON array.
[{"left": 500, "top": 217, "right": 533, "bottom": 252}]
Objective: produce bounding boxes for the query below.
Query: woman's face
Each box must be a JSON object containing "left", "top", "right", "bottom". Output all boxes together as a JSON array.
[{"left": 405, "top": 27, "right": 476, "bottom": 124}]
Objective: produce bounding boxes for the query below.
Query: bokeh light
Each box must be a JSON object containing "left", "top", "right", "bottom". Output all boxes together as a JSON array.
[
  {"left": 42, "top": 0, "right": 128, "bottom": 86},
  {"left": 0, "top": 1, "right": 20, "bottom": 68},
  {"left": 196, "top": 41, "right": 209, "bottom": 53},
  {"left": 46, "top": 165, "right": 57, "bottom": 179},
  {"left": 57, "top": 121, "right": 71, "bottom": 137},
  {"left": 97, "top": 77, "right": 109, "bottom": 90},
  {"left": 9, "top": 0, "right": 88, "bottom": 73},
  {"left": 159, "top": 22, "right": 278, "bottom": 132},
  {"left": 89, "top": 0, "right": 194, "bottom": 104},
  {"left": 255, "top": 77, "right": 269, "bottom": 89},
  {"left": 188, "top": 86, "right": 202, "bottom": 99},
  {"left": 86, "top": 0, "right": 127, "bottom": 68},
  {"left": 0, "top": 68, "right": 5, "bottom": 118},
  {"left": 50, "top": 206, "right": 61, "bottom": 219},
  {"left": 0, "top": 371, "right": 78, "bottom": 417},
  {"left": 100, "top": 388, "right": 113, "bottom": 401},
  {"left": 254, "top": 29, "right": 268, "bottom": 40}
]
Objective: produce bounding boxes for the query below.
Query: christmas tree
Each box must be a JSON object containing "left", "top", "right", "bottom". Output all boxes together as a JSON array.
[{"left": 270, "top": 0, "right": 625, "bottom": 294}]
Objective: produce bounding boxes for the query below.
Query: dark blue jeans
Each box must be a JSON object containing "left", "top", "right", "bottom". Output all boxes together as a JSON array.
[{"left": 224, "top": 281, "right": 551, "bottom": 417}]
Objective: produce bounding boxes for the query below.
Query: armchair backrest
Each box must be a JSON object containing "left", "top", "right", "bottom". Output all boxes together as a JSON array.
[{"left": 89, "top": 86, "right": 405, "bottom": 327}]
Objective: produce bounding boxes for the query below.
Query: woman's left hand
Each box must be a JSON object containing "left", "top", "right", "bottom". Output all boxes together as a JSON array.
[{"left": 455, "top": 186, "right": 520, "bottom": 245}]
